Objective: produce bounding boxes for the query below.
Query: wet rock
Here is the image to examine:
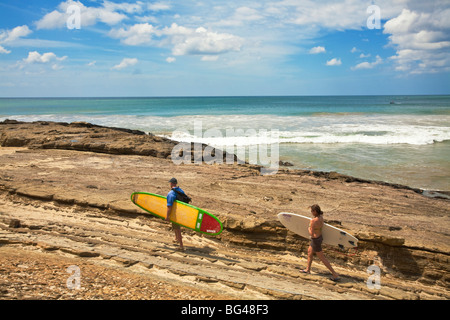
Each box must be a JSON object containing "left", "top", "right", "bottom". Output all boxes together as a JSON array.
[{"left": 278, "top": 161, "right": 294, "bottom": 166}]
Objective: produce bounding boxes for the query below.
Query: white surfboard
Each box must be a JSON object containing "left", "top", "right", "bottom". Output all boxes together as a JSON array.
[{"left": 278, "top": 212, "right": 358, "bottom": 249}]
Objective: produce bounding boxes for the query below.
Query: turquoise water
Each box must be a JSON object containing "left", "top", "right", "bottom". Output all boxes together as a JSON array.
[
  {"left": 1, "top": 96, "right": 449, "bottom": 190},
  {"left": 1, "top": 95, "right": 449, "bottom": 116}
]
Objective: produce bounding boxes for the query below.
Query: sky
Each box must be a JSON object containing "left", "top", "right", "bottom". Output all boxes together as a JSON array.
[{"left": 0, "top": 0, "right": 449, "bottom": 97}]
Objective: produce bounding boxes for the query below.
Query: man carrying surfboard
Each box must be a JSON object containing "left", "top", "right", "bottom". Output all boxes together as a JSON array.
[
  {"left": 301, "top": 204, "right": 340, "bottom": 282},
  {"left": 166, "top": 177, "right": 186, "bottom": 251}
]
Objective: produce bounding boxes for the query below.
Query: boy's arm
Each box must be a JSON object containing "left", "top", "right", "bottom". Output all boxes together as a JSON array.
[
  {"left": 166, "top": 206, "right": 171, "bottom": 221},
  {"left": 166, "top": 191, "right": 174, "bottom": 221}
]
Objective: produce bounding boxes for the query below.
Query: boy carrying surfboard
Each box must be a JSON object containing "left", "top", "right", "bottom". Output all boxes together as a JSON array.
[{"left": 166, "top": 177, "right": 189, "bottom": 251}]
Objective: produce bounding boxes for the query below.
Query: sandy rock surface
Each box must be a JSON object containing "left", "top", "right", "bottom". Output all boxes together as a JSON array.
[{"left": 0, "top": 120, "right": 449, "bottom": 300}]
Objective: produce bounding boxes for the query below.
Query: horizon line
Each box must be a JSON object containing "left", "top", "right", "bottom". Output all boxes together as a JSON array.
[{"left": 1, "top": 93, "right": 450, "bottom": 99}]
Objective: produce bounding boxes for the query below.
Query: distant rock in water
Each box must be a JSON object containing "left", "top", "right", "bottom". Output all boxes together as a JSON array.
[{"left": 278, "top": 160, "right": 294, "bottom": 167}]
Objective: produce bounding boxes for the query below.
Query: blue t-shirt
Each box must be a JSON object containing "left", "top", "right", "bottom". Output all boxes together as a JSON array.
[{"left": 167, "top": 187, "right": 185, "bottom": 207}]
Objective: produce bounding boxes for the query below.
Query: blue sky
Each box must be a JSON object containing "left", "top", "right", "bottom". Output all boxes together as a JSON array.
[{"left": 0, "top": 0, "right": 449, "bottom": 97}]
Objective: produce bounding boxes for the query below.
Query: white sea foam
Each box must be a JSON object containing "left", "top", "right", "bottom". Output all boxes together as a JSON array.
[
  {"left": 2, "top": 113, "right": 449, "bottom": 146},
  {"left": 163, "top": 114, "right": 450, "bottom": 146}
]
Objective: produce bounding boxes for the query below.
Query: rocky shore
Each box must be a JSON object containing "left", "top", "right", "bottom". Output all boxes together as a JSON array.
[{"left": 0, "top": 120, "right": 449, "bottom": 300}]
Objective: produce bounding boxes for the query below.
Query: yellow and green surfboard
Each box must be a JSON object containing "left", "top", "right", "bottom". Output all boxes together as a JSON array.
[{"left": 131, "top": 192, "right": 223, "bottom": 236}]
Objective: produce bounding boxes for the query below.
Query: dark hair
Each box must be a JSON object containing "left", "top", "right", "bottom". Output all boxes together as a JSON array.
[
  {"left": 310, "top": 204, "right": 323, "bottom": 215},
  {"left": 169, "top": 177, "right": 178, "bottom": 184}
]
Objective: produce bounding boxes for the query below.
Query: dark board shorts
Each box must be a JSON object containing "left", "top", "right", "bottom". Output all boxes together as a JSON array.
[{"left": 310, "top": 235, "right": 323, "bottom": 252}]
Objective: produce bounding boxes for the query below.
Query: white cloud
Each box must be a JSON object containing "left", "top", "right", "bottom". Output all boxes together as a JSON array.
[
  {"left": 52, "top": 64, "right": 64, "bottom": 71},
  {"left": 23, "top": 51, "right": 67, "bottom": 64},
  {"left": 166, "top": 57, "right": 176, "bottom": 63},
  {"left": 352, "top": 55, "right": 382, "bottom": 70},
  {"left": 36, "top": 0, "right": 129, "bottom": 29},
  {"left": 270, "top": 0, "right": 404, "bottom": 31},
  {"left": 359, "top": 53, "right": 371, "bottom": 58},
  {"left": 0, "top": 25, "right": 32, "bottom": 54},
  {"left": 201, "top": 55, "right": 219, "bottom": 61},
  {"left": 309, "top": 46, "right": 326, "bottom": 54},
  {"left": 102, "top": 0, "right": 144, "bottom": 14},
  {"left": 215, "top": 6, "right": 264, "bottom": 27},
  {"left": 0, "top": 45, "right": 11, "bottom": 54},
  {"left": 35, "top": 1, "right": 172, "bottom": 30},
  {"left": 326, "top": 58, "right": 342, "bottom": 66},
  {"left": 109, "top": 23, "right": 156, "bottom": 45},
  {"left": 148, "top": 2, "right": 171, "bottom": 11},
  {"left": 16, "top": 51, "right": 67, "bottom": 71},
  {"left": 112, "top": 58, "right": 138, "bottom": 70},
  {"left": 35, "top": 1, "right": 244, "bottom": 61},
  {"left": 25, "top": 51, "right": 56, "bottom": 64},
  {"left": 383, "top": 5, "right": 450, "bottom": 74},
  {"left": 164, "top": 24, "right": 243, "bottom": 56},
  {"left": 110, "top": 22, "right": 243, "bottom": 58},
  {"left": 35, "top": 10, "right": 66, "bottom": 30},
  {"left": 235, "top": 6, "right": 264, "bottom": 22},
  {"left": 135, "top": 15, "right": 159, "bottom": 24},
  {"left": 0, "top": 25, "right": 32, "bottom": 43},
  {"left": 182, "top": 1, "right": 405, "bottom": 67}
]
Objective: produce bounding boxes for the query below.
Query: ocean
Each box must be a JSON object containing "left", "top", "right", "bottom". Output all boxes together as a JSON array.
[{"left": 1, "top": 95, "right": 449, "bottom": 191}]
